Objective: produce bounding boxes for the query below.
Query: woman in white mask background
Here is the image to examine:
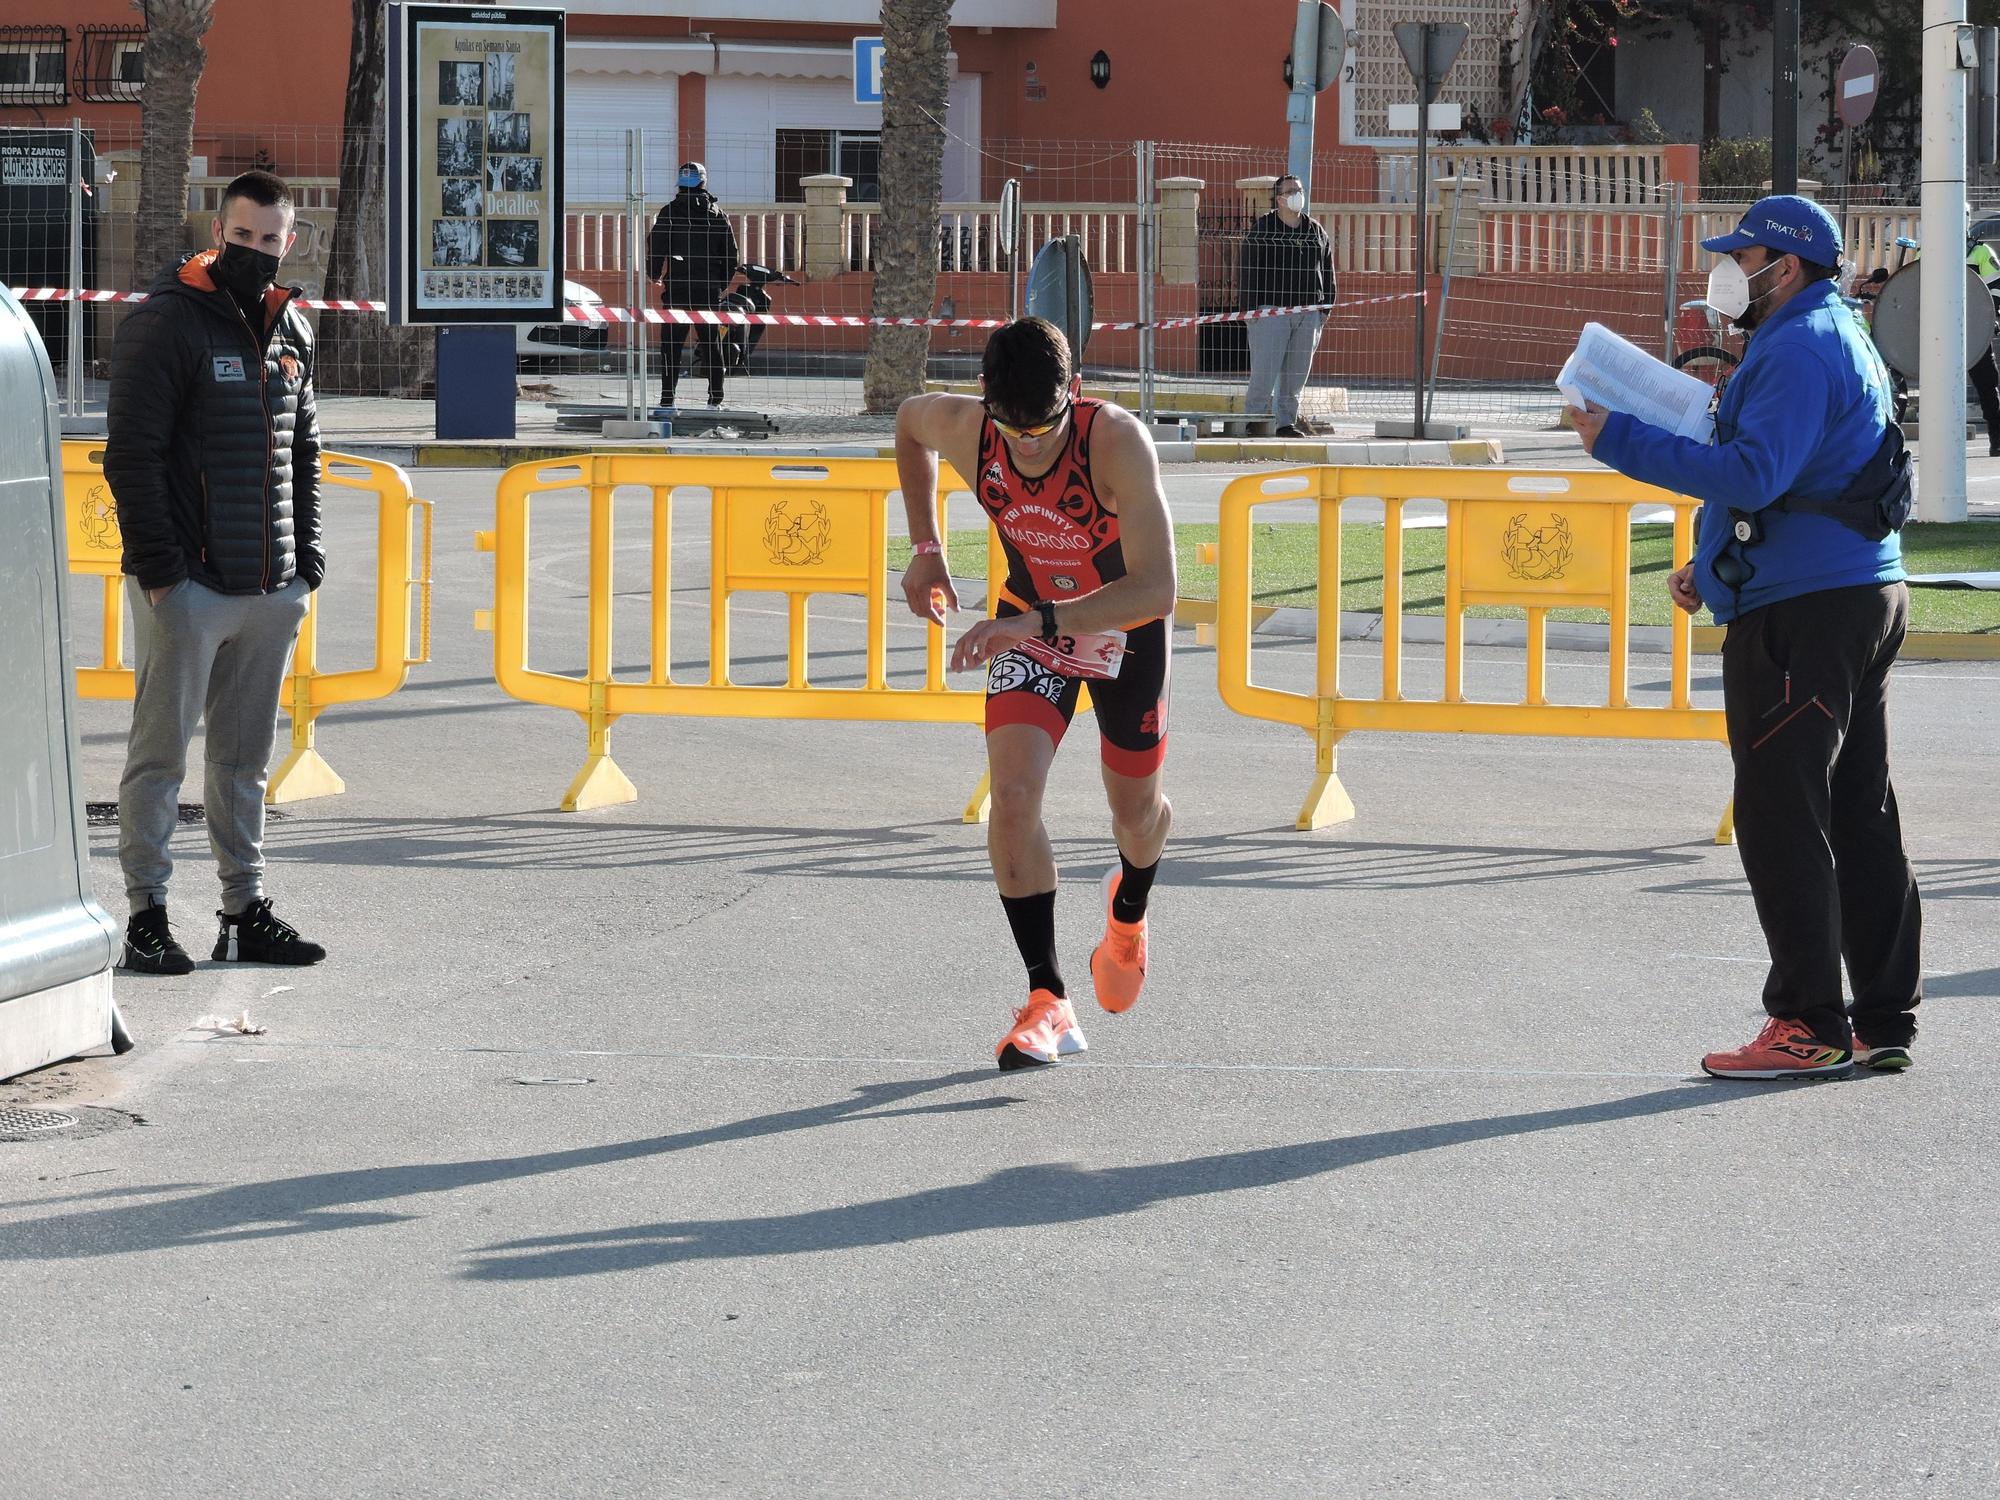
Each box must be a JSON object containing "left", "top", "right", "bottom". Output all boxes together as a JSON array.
[{"left": 1238, "top": 174, "right": 1337, "bottom": 437}]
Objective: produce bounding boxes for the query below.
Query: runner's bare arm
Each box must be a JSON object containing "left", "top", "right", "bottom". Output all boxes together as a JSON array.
[
  {"left": 894, "top": 393, "right": 978, "bottom": 622},
  {"left": 1040, "top": 409, "right": 1176, "bottom": 635}
]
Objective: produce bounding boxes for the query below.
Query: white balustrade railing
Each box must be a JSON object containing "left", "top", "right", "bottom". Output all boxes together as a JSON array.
[{"left": 1377, "top": 147, "right": 1672, "bottom": 206}]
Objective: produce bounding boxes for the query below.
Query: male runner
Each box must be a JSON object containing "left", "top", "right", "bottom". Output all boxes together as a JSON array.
[{"left": 895, "top": 317, "right": 1177, "bottom": 1070}]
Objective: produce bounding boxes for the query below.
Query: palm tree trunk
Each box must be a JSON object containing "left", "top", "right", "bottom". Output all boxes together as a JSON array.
[
  {"left": 321, "top": 0, "right": 435, "bottom": 396},
  {"left": 862, "top": 0, "right": 953, "bottom": 413},
  {"left": 132, "top": 0, "right": 215, "bottom": 287}
]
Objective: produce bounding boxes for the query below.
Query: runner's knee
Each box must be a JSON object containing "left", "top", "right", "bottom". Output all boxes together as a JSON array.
[{"left": 990, "top": 769, "right": 1047, "bottom": 823}]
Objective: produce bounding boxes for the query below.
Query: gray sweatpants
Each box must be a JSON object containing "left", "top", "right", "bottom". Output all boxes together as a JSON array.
[
  {"left": 1246, "top": 309, "right": 1325, "bottom": 427},
  {"left": 119, "top": 575, "right": 311, "bottom": 917}
]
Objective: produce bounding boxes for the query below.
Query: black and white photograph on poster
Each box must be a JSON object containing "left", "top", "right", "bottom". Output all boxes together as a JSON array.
[
  {"left": 486, "top": 51, "right": 516, "bottom": 110},
  {"left": 487, "top": 219, "right": 539, "bottom": 267},
  {"left": 486, "top": 158, "right": 507, "bottom": 192},
  {"left": 439, "top": 178, "right": 481, "bottom": 218},
  {"left": 437, "top": 60, "right": 483, "bottom": 106},
  {"left": 436, "top": 117, "right": 482, "bottom": 176},
  {"left": 502, "top": 156, "right": 543, "bottom": 192},
  {"left": 487, "top": 111, "right": 531, "bottom": 154},
  {"left": 432, "top": 218, "right": 483, "bottom": 266}
]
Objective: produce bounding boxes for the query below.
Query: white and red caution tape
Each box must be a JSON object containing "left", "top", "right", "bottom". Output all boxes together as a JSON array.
[{"left": 6, "top": 286, "right": 1422, "bottom": 330}]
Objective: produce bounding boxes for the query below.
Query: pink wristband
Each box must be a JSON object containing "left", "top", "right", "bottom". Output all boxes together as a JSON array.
[{"left": 912, "top": 540, "right": 943, "bottom": 557}]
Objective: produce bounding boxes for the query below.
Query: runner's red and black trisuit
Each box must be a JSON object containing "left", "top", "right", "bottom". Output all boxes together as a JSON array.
[{"left": 975, "top": 397, "right": 1170, "bottom": 776}]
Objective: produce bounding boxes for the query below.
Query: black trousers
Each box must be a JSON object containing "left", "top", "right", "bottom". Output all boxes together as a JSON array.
[
  {"left": 662, "top": 321, "right": 724, "bottom": 406},
  {"left": 1972, "top": 348, "right": 2000, "bottom": 452},
  {"left": 1721, "top": 583, "right": 1923, "bottom": 1047}
]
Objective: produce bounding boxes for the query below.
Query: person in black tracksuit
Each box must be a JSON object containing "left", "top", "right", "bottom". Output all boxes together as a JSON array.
[
  {"left": 1238, "top": 174, "right": 1336, "bottom": 436},
  {"left": 105, "top": 170, "right": 327, "bottom": 976},
  {"left": 647, "top": 161, "right": 739, "bottom": 409}
]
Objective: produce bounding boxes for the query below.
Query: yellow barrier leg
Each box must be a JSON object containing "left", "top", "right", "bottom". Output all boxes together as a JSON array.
[
  {"left": 1714, "top": 796, "right": 1736, "bottom": 846},
  {"left": 561, "top": 686, "right": 637, "bottom": 812},
  {"left": 1296, "top": 715, "right": 1356, "bottom": 832},
  {"left": 268, "top": 642, "right": 344, "bottom": 804},
  {"left": 268, "top": 717, "right": 346, "bottom": 805},
  {"left": 962, "top": 767, "right": 992, "bottom": 825}
]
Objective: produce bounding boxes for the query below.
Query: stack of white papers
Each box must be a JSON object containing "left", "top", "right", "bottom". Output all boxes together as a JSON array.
[{"left": 1558, "top": 322, "right": 1717, "bottom": 444}]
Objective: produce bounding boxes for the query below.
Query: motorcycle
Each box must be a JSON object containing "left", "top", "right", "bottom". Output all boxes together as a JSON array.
[{"left": 718, "top": 264, "right": 800, "bottom": 377}]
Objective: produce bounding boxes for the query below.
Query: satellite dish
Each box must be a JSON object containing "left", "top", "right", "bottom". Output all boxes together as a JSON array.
[
  {"left": 1869, "top": 262, "right": 1995, "bottom": 378},
  {"left": 1025, "top": 235, "right": 1093, "bottom": 361}
]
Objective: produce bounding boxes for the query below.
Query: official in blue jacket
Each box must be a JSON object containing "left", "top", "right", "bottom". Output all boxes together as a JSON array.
[{"left": 1572, "top": 194, "right": 1922, "bottom": 1081}]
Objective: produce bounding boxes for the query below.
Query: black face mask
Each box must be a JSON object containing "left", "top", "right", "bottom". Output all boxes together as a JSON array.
[{"left": 212, "top": 241, "right": 282, "bottom": 300}]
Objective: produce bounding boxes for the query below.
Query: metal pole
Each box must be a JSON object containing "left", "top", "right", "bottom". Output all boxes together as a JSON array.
[
  {"left": 1011, "top": 195, "right": 1023, "bottom": 321},
  {"left": 67, "top": 119, "right": 85, "bottom": 419},
  {"left": 626, "top": 127, "right": 642, "bottom": 423},
  {"left": 1772, "top": 0, "right": 1800, "bottom": 194},
  {"left": 1138, "top": 141, "right": 1156, "bottom": 425},
  {"left": 1287, "top": 0, "right": 1319, "bottom": 199},
  {"left": 1920, "top": 0, "right": 1971, "bottom": 521},
  {"left": 1413, "top": 27, "right": 1430, "bottom": 437},
  {"left": 1662, "top": 182, "right": 1681, "bottom": 361}
]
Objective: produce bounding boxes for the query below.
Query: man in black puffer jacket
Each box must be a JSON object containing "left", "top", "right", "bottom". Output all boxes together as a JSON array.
[
  {"left": 106, "top": 169, "right": 328, "bottom": 976},
  {"left": 646, "top": 162, "right": 739, "bottom": 409}
]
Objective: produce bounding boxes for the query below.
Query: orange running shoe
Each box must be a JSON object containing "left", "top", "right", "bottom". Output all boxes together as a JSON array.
[
  {"left": 1700, "top": 1017, "right": 1852, "bottom": 1080},
  {"left": 995, "top": 988, "right": 1087, "bottom": 1070},
  {"left": 1089, "top": 867, "right": 1148, "bottom": 1014}
]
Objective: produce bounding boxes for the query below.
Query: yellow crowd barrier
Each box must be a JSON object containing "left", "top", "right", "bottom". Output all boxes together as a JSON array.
[
  {"left": 477, "top": 454, "right": 1028, "bottom": 814},
  {"left": 1216, "top": 465, "right": 1733, "bottom": 839},
  {"left": 62, "top": 440, "right": 434, "bottom": 804}
]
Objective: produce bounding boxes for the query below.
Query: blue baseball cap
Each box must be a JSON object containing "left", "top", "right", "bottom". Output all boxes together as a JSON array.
[
  {"left": 678, "top": 161, "right": 707, "bottom": 190},
  {"left": 1700, "top": 194, "right": 1842, "bottom": 266}
]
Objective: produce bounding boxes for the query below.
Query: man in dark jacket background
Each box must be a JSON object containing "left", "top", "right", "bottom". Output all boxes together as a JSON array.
[
  {"left": 647, "top": 161, "right": 739, "bottom": 409},
  {"left": 1238, "top": 174, "right": 1336, "bottom": 437},
  {"left": 106, "top": 168, "right": 326, "bottom": 976}
]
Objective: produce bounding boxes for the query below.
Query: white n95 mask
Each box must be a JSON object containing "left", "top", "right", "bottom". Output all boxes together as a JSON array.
[
  {"left": 1281, "top": 191, "right": 1305, "bottom": 212},
  {"left": 1705, "top": 256, "right": 1779, "bottom": 321}
]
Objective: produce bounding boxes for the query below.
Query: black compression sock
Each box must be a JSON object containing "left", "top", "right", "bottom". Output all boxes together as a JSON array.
[
  {"left": 999, "top": 889, "right": 1064, "bottom": 997},
  {"left": 1112, "top": 855, "right": 1159, "bottom": 924}
]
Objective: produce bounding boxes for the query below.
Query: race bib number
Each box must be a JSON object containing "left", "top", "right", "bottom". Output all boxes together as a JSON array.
[{"left": 1014, "top": 628, "right": 1127, "bottom": 680}]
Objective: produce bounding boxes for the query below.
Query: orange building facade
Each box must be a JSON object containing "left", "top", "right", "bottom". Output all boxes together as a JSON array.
[{"left": 1, "top": 1, "right": 1357, "bottom": 186}]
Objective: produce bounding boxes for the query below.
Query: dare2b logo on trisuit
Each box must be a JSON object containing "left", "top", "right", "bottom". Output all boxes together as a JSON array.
[{"left": 211, "top": 355, "right": 248, "bottom": 383}]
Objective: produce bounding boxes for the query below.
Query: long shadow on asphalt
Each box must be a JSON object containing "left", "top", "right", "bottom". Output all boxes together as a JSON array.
[
  {"left": 246, "top": 813, "right": 1715, "bottom": 891},
  {"left": 456, "top": 1081, "right": 1776, "bottom": 1282},
  {"left": 1645, "top": 855, "right": 2000, "bottom": 904},
  {"left": 0, "top": 1070, "right": 1005, "bottom": 1260},
  {"left": 1924, "top": 965, "right": 1999, "bottom": 998}
]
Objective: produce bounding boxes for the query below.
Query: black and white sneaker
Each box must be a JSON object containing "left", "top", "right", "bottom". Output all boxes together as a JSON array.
[
  {"left": 1852, "top": 1036, "right": 1914, "bottom": 1072},
  {"left": 213, "top": 899, "right": 326, "bottom": 966},
  {"left": 121, "top": 902, "right": 195, "bottom": 976}
]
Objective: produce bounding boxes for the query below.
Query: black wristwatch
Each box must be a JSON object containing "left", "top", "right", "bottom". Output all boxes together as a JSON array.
[{"left": 1036, "top": 600, "right": 1059, "bottom": 641}]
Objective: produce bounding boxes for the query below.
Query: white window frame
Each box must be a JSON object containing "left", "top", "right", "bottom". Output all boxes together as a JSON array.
[
  {"left": 110, "top": 38, "right": 143, "bottom": 94},
  {"left": 0, "top": 35, "right": 67, "bottom": 106}
]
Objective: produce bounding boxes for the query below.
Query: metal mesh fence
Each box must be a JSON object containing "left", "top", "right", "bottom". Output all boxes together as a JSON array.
[{"left": 0, "top": 120, "right": 1938, "bottom": 441}]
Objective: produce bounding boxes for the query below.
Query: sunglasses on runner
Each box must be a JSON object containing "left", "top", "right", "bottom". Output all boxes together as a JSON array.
[{"left": 984, "top": 398, "right": 1071, "bottom": 440}]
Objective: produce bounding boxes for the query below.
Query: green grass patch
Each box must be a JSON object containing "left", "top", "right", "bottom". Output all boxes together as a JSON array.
[{"left": 892, "top": 522, "right": 2000, "bottom": 634}]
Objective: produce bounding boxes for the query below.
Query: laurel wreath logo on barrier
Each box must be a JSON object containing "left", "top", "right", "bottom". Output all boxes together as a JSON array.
[
  {"left": 1500, "top": 512, "right": 1574, "bottom": 582},
  {"left": 762, "top": 496, "right": 834, "bottom": 567}
]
